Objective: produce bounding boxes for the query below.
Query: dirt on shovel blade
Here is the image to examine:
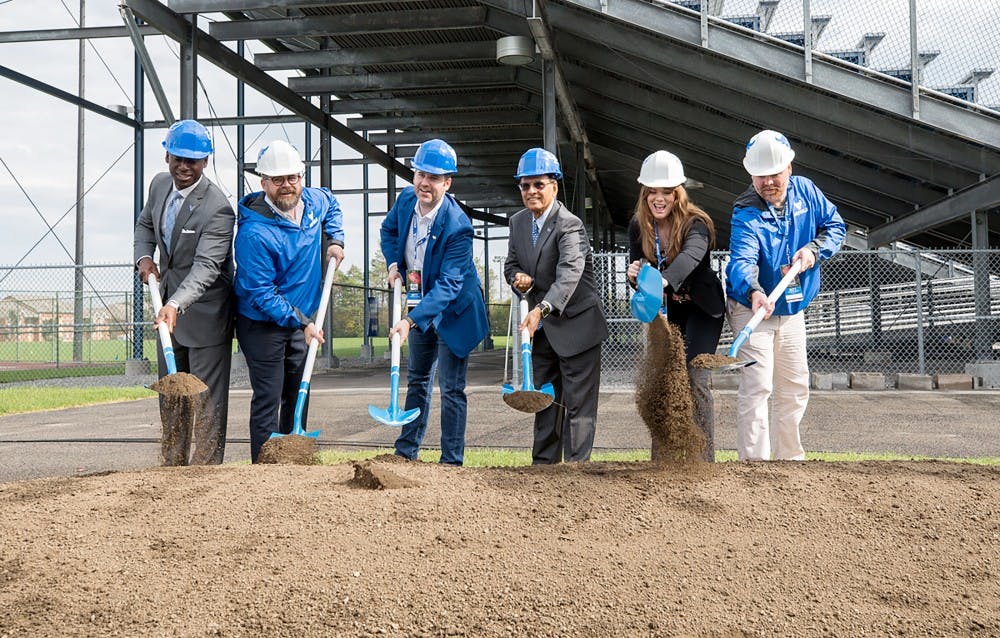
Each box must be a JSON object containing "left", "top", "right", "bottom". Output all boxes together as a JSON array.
[
  {"left": 635, "top": 315, "right": 706, "bottom": 464},
  {"left": 149, "top": 372, "right": 207, "bottom": 396},
  {"left": 690, "top": 353, "right": 741, "bottom": 369},
  {"left": 258, "top": 434, "right": 319, "bottom": 465}
]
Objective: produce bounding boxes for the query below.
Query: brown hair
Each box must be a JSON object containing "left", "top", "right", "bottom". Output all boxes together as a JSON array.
[{"left": 633, "top": 185, "right": 716, "bottom": 264}]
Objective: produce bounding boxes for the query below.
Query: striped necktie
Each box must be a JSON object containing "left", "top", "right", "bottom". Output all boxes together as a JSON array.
[{"left": 162, "top": 192, "right": 183, "bottom": 253}]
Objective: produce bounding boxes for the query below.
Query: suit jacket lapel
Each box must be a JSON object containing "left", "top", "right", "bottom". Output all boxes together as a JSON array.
[
  {"left": 173, "top": 180, "right": 207, "bottom": 240},
  {"left": 531, "top": 203, "right": 559, "bottom": 272}
]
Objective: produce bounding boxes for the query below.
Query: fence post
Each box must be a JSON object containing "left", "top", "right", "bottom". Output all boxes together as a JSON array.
[{"left": 915, "top": 257, "right": 925, "bottom": 375}]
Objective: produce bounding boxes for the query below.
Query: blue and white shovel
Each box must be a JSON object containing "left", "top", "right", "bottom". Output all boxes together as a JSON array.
[
  {"left": 630, "top": 263, "right": 668, "bottom": 323},
  {"left": 368, "top": 278, "right": 421, "bottom": 427},
  {"left": 501, "top": 297, "right": 555, "bottom": 413},
  {"left": 270, "top": 256, "right": 338, "bottom": 441},
  {"left": 714, "top": 260, "right": 804, "bottom": 372}
]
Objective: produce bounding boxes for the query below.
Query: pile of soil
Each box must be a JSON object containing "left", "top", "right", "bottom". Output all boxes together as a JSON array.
[
  {"left": 258, "top": 434, "right": 319, "bottom": 465},
  {"left": 349, "top": 459, "right": 420, "bottom": 490},
  {"left": 635, "top": 315, "right": 705, "bottom": 463},
  {"left": 149, "top": 372, "right": 207, "bottom": 396},
  {"left": 0, "top": 460, "right": 997, "bottom": 637}
]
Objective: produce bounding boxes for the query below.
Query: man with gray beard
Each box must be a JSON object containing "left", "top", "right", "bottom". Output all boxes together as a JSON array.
[{"left": 234, "top": 140, "right": 345, "bottom": 462}]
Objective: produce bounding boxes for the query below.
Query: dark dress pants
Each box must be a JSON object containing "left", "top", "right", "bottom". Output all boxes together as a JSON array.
[
  {"left": 156, "top": 338, "right": 232, "bottom": 466},
  {"left": 529, "top": 328, "right": 602, "bottom": 464},
  {"left": 236, "top": 315, "right": 309, "bottom": 462}
]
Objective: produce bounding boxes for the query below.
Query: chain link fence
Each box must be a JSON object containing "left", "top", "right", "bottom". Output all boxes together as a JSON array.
[
  {"left": 595, "top": 249, "right": 1000, "bottom": 388},
  {"left": 4, "top": 251, "right": 999, "bottom": 387},
  {"left": 678, "top": 0, "right": 999, "bottom": 111}
]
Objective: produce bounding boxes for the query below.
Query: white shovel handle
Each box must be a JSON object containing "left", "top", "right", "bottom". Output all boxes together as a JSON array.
[
  {"left": 300, "top": 257, "right": 338, "bottom": 387},
  {"left": 391, "top": 278, "right": 403, "bottom": 368},
  {"left": 146, "top": 273, "right": 173, "bottom": 352},
  {"left": 744, "top": 260, "right": 804, "bottom": 333}
]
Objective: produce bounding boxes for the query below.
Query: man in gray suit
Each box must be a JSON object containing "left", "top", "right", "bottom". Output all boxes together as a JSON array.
[
  {"left": 134, "top": 119, "right": 235, "bottom": 466},
  {"left": 504, "top": 148, "right": 609, "bottom": 464}
]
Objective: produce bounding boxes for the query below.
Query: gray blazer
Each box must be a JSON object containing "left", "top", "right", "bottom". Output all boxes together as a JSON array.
[
  {"left": 133, "top": 172, "right": 235, "bottom": 348},
  {"left": 504, "top": 200, "right": 608, "bottom": 357}
]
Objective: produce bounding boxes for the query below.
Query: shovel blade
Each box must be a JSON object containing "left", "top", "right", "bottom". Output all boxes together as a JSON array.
[
  {"left": 501, "top": 383, "right": 516, "bottom": 395},
  {"left": 368, "top": 404, "right": 421, "bottom": 428},
  {"left": 716, "top": 359, "right": 758, "bottom": 373},
  {"left": 630, "top": 290, "right": 661, "bottom": 323},
  {"left": 268, "top": 429, "right": 321, "bottom": 440},
  {"left": 502, "top": 389, "right": 554, "bottom": 413}
]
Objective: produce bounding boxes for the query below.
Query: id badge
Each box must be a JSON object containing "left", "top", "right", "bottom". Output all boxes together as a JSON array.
[
  {"left": 405, "top": 269, "right": 423, "bottom": 307},
  {"left": 782, "top": 264, "right": 804, "bottom": 303}
]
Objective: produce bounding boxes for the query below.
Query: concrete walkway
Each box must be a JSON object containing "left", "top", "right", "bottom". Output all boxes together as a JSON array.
[{"left": 1, "top": 349, "right": 997, "bottom": 483}]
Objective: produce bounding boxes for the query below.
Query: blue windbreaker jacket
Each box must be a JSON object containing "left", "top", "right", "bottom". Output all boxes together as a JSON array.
[
  {"left": 725, "top": 175, "right": 845, "bottom": 316},
  {"left": 234, "top": 187, "right": 345, "bottom": 328}
]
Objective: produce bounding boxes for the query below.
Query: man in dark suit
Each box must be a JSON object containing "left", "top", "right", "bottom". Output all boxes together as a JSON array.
[
  {"left": 380, "top": 139, "right": 489, "bottom": 466},
  {"left": 504, "top": 147, "right": 609, "bottom": 464},
  {"left": 134, "top": 119, "right": 235, "bottom": 466}
]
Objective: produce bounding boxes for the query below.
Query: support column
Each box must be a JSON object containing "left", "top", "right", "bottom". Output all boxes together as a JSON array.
[
  {"left": 542, "top": 60, "right": 556, "bottom": 154},
  {"left": 130, "top": 28, "right": 147, "bottom": 373},
  {"left": 73, "top": 0, "right": 86, "bottom": 363},
  {"left": 972, "top": 209, "right": 991, "bottom": 359},
  {"left": 179, "top": 14, "right": 197, "bottom": 119}
]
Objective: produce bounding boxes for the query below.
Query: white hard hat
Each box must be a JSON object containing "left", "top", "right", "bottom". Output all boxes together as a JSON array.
[
  {"left": 256, "top": 140, "right": 305, "bottom": 177},
  {"left": 743, "top": 130, "right": 795, "bottom": 176},
  {"left": 637, "top": 150, "right": 686, "bottom": 188}
]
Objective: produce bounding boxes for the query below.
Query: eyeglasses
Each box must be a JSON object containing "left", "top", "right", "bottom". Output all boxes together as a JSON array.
[
  {"left": 265, "top": 174, "right": 302, "bottom": 187},
  {"left": 518, "top": 180, "right": 554, "bottom": 192}
]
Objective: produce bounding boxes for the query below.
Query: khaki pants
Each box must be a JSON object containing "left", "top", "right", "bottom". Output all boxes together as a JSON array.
[{"left": 727, "top": 299, "right": 809, "bottom": 461}]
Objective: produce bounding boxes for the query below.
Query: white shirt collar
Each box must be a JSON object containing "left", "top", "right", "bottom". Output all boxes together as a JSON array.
[
  {"left": 414, "top": 196, "right": 444, "bottom": 226},
  {"left": 172, "top": 175, "right": 203, "bottom": 199},
  {"left": 264, "top": 194, "right": 305, "bottom": 225},
  {"left": 532, "top": 200, "right": 556, "bottom": 230}
]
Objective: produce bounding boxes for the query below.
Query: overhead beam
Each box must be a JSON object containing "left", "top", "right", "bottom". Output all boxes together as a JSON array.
[
  {"left": 867, "top": 176, "right": 1000, "bottom": 247},
  {"left": 289, "top": 67, "right": 517, "bottom": 95},
  {"left": 209, "top": 7, "right": 487, "bottom": 40},
  {"left": 0, "top": 25, "right": 158, "bottom": 43},
  {"left": 255, "top": 41, "right": 497, "bottom": 70},
  {"left": 370, "top": 126, "right": 542, "bottom": 145},
  {"left": 0, "top": 64, "right": 138, "bottom": 129},
  {"left": 346, "top": 110, "right": 539, "bottom": 131},
  {"left": 326, "top": 91, "right": 539, "bottom": 115},
  {"left": 170, "top": 0, "right": 362, "bottom": 10}
]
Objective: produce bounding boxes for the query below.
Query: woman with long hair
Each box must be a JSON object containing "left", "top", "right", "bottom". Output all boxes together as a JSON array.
[{"left": 627, "top": 150, "right": 725, "bottom": 462}]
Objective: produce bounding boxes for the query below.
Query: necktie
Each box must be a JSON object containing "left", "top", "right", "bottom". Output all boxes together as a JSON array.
[
  {"left": 531, "top": 219, "right": 540, "bottom": 247},
  {"left": 163, "top": 192, "right": 183, "bottom": 253}
]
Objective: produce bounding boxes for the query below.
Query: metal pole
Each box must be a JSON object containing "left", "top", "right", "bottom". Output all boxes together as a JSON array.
[
  {"left": 700, "top": 0, "right": 708, "bottom": 48},
  {"left": 909, "top": 0, "right": 920, "bottom": 119},
  {"left": 73, "top": 0, "right": 86, "bottom": 363},
  {"left": 237, "top": 40, "right": 245, "bottom": 201},
  {"left": 542, "top": 60, "right": 556, "bottom": 154},
  {"left": 362, "top": 132, "right": 371, "bottom": 358},
  {"left": 972, "top": 211, "right": 990, "bottom": 360},
  {"left": 915, "top": 256, "right": 925, "bottom": 374},
  {"left": 803, "top": 0, "right": 813, "bottom": 84},
  {"left": 304, "top": 116, "right": 312, "bottom": 188},
  {"left": 179, "top": 14, "right": 197, "bottom": 119},
  {"left": 132, "top": 19, "right": 145, "bottom": 362},
  {"left": 482, "top": 218, "right": 493, "bottom": 350}
]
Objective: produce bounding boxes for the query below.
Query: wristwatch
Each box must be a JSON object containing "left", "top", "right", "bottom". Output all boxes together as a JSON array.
[
  {"left": 539, "top": 301, "right": 552, "bottom": 319},
  {"left": 405, "top": 316, "right": 416, "bottom": 329}
]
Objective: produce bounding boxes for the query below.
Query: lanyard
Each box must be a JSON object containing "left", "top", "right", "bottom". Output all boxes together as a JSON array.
[
  {"left": 653, "top": 222, "right": 668, "bottom": 269},
  {"left": 411, "top": 213, "right": 430, "bottom": 268}
]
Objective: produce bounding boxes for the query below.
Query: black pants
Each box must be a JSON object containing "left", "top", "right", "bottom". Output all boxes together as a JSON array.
[
  {"left": 236, "top": 315, "right": 309, "bottom": 462},
  {"left": 665, "top": 299, "right": 724, "bottom": 363}
]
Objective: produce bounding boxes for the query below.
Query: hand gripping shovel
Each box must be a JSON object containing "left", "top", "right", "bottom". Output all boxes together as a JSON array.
[
  {"left": 147, "top": 273, "right": 179, "bottom": 376},
  {"left": 630, "top": 263, "right": 668, "bottom": 323},
  {"left": 368, "top": 278, "right": 421, "bottom": 427},
  {"left": 269, "top": 257, "right": 338, "bottom": 441},
  {"left": 709, "top": 260, "right": 804, "bottom": 373},
  {"left": 501, "top": 297, "right": 556, "bottom": 413}
]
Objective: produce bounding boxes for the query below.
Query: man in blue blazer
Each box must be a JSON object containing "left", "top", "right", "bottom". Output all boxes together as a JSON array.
[{"left": 380, "top": 139, "right": 489, "bottom": 465}]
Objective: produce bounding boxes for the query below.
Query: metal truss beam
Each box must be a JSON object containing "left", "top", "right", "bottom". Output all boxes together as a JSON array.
[
  {"left": 867, "top": 176, "right": 1000, "bottom": 247},
  {"left": 347, "top": 110, "right": 539, "bottom": 131},
  {"left": 209, "top": 7, "right": 487, "bottom": 40},
  {"left": 289, "top": 67, "right": 518, "bottom": 95},
  {"left": 0, "top": 25, "right": 158, "bottom": 43},
  {"left": 326, "top": 91, "right": 539, "bottom": 115},
  {"left": 255, "top": 41, "right": 497, "bottom": 70},
  {"left": 0, "top": 64, "right": 138, "bottom": 129}
]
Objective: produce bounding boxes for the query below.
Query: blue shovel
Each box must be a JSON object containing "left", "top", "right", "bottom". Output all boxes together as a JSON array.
[
  {"left": 630, "top": 263, "right": 668, "bottom": 323},
  {"left": 714, "top": 260, "right": 805, "bottom": 372},
  {"left": 501, "top": 297, "right": 555, "bottom": 413},
  {"left": 368, "top": 278, "right": 421, "bottom": 427},
  {"left": 270, "top": 257, "right": 339, "bottom": 441}
]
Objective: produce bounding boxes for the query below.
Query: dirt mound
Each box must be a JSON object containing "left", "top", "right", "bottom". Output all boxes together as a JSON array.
[
  {"left": 635, "top": 315, "right": 706, "bottom": 463},
  {"left": 257, "top": 434, "right": 318, "bottom": 465},
  {"left": 0, "top": 460, "right": 997, "bottom": 637},
  {"left": 349, "top": 460, "right": 420, "bottom": 490},
  {"left": 149, "top": 371, "right": 207, "bottom": 396}
]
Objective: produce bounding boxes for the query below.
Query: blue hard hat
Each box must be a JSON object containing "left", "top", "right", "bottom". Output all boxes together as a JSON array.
[
  {"left": 162, "top": 120, "right": 213, "bottom": 159},
  {"left": 412, "top": 138, "right": 458, "bottom": 175},
  {"left": 514, "top": 147, "right": 562, "bottom": 180}
]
